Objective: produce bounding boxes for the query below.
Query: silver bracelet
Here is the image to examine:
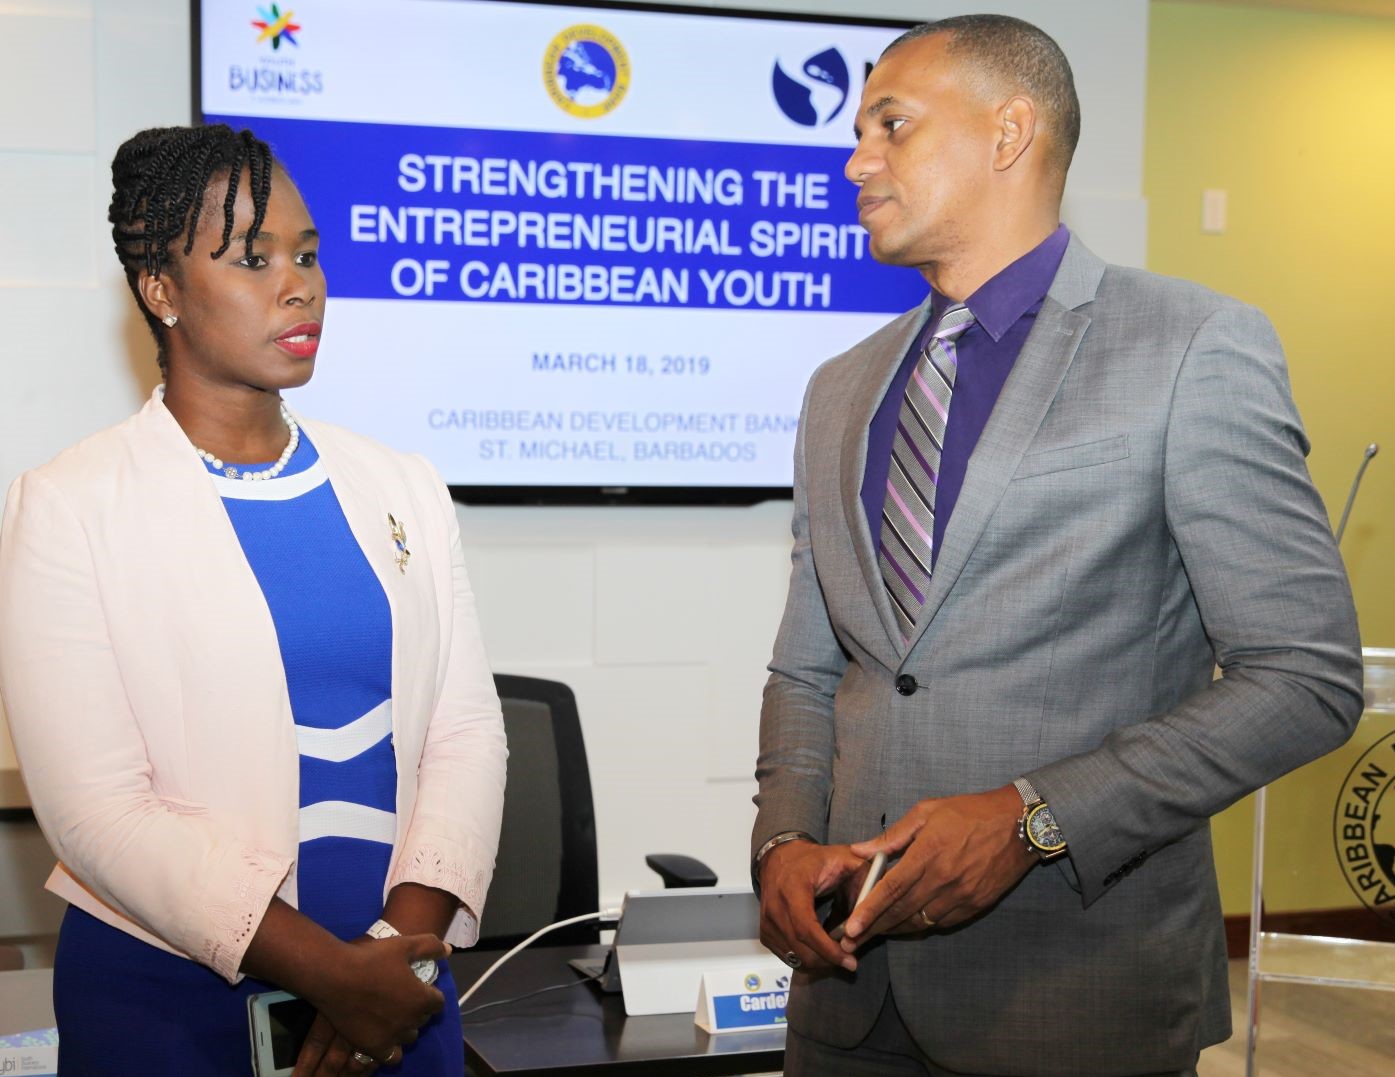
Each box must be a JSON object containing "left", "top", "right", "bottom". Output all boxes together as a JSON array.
[{"left": 752, "top": 830, "right": 816, "bottom": 887}]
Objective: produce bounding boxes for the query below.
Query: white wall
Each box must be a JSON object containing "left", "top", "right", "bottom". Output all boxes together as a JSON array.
[{"left": 0, "top": 0, "right": 1148, "bottom": 908}]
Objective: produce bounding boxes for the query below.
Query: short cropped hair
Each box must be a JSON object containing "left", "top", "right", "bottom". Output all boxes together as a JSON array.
[{"left": 886, "top": 15, "right": 1081, "bottom": 180}]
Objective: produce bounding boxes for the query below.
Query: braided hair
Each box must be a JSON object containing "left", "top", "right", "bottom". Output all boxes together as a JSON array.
[{"left": 109, "top": 124, "right": 275, "bottom": 366}]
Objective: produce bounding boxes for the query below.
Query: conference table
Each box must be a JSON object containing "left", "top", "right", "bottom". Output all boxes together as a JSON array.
[
  {"left": 0, "top": 942, "right": 784, "bottom": 1076},
  {"left": 1, "top": 771, "right": 782, "bottom": 1072}
]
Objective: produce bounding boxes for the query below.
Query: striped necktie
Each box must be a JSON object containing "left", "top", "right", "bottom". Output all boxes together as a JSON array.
[{"left": 878, "top": 303, "right": 977, "bottom": 643}]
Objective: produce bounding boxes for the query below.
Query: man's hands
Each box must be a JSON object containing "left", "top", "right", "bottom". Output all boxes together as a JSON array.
[
  {"left": 838, "top": 784, "right": 1037, "bottom": 952},
  {"left": 757, "top": 839, "right": 867, "bottom": 972}
]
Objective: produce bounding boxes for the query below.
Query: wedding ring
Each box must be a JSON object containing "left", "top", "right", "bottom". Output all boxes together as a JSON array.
[
  {"left": 917, "top": 908, "right": 936, "bottom": 929},
  {"left": 351, "top": 1050, "right": 376, "bottom": 1067},
  {"left": 783, "top": 950, "right": 801, "bottom": 968}
]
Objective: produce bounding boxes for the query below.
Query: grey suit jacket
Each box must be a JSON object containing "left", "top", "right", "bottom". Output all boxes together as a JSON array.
[{"left": 753, "top": 237, "right": 1363, "bottom": 1075}]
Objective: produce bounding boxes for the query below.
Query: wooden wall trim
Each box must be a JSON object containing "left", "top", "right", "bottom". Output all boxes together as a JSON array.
[{"left": 1224, "top": 909, "right": 1395, "bottom": 958}]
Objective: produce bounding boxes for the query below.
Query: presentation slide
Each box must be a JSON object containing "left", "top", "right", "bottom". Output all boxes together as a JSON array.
[{"left": 198, "top": 0, "right": 926, "bottom": 498}]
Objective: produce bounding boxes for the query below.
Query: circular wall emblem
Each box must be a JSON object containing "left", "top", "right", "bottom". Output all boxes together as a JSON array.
[
  {"left": 744, "top": 973, "right": 761, "bottom": 991},
  {"left": 542, "top": 24, "right": 630, "bottom": 119},
  {"left": 771, "top": 47, "right": 850, "bottom": 128},
  {"left": 1334, "top": 730, "right": 1395, "bottom": 922}
]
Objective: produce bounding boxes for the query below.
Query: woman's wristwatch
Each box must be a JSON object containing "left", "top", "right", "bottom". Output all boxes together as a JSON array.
[{"left": 366, "top": 919, "right": 441, "bottom": 984}]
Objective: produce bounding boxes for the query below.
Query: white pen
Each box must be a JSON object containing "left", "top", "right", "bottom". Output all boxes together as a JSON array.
[
  {"left": 829, "top": 850, "right": 889, "bottom": 942},
  {"left": 854, "top": 850, "right": 888, "bottom": 908}
]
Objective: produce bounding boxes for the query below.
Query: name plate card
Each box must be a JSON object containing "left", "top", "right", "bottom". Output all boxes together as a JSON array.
[
  {"left": 694, "top": 963, "right": 790, "bottom": 1034},
  {"left": 0, "top": 1028, "right": 59, "bottom": 1076}
]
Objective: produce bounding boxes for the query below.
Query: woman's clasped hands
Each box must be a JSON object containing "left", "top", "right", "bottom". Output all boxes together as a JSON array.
[{"left": 293, "top": 932, "right": 451, "bottom": 1076}]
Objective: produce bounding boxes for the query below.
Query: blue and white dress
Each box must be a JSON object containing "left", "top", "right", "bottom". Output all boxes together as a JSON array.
[{"left": 53, "top": 433, "right": 462, "bottom": 1076}]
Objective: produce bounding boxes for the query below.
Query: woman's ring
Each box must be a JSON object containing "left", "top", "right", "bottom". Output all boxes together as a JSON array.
[
  {"left": 351, "top": 1050, "right": 377, "bottom": 1067},
  {"left": 783, "top": 951, "right": 801, "bottom": 968}
]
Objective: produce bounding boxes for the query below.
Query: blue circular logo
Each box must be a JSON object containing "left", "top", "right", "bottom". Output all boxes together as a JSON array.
[
  {"left": 543, "top": 25, "right": 630, "bottom": 119},
  {"left": 772, "top": 47, "right": 850, "bottom": 127}
]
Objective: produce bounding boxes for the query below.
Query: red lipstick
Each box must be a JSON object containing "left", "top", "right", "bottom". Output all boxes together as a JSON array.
[{"left": 275, "top": 322, "right": 321, "bottom": 358}]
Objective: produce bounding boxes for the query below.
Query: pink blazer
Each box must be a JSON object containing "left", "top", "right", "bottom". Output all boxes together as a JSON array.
[{"left": 0, "top": 390, "right": 507, "bottom": 982}]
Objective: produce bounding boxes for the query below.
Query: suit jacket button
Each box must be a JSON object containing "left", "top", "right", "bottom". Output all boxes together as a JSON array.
[{"left": 895, "top": 674, "right": 918, "bottom": 696}]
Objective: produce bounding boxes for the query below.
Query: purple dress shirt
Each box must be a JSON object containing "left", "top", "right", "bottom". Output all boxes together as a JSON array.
[{"left": 861, "top": 225, "right": 1071, "bottom": 566}]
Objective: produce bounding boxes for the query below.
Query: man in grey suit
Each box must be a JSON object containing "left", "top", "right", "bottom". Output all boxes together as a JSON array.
[{"left": 752, "top": 15, "right": 1363, "bottom": 1077}]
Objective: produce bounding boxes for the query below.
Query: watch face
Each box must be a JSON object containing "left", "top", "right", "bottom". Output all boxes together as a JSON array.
[{"left": 1027, "top": 804, "right": 1067, "bottom": 853}]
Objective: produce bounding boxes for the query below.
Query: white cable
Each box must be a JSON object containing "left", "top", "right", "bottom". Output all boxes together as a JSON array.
[{"left": 458, "top": 908, "right": 622, "bottom": 1007}]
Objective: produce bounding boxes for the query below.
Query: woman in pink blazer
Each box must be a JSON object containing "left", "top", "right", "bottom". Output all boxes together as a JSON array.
[{"left": 0, "top": 125, "right": 507, "bottom": 1076}]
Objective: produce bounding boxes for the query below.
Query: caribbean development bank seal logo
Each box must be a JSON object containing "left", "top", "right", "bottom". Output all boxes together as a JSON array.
[
  {"left": 542, "top": 25, "right": 630, "bottom": 119},
  {"left": 772, "top": 47, "right": 850, "bottom": 127},
  {"left": 1334, "top": 731, "right": 1395, "bottom": 922}
]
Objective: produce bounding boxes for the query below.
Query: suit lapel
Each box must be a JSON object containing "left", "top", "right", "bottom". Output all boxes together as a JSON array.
[
  {"left": 905, "top": 238, "right": 1106, "bottom": 648},
  {"left": 301, "top": 421, "right": 408, "bottom": 733},
  {"left": 303, "top": 422, "right": 401, "bottom": 597},
  {"left": 303, "top": 420, "right": 439, "bottom": 805},
  {"left": 125, "top": 391, "right": 299, "bottom": 839},
  {"left": 841, "top": 297, "right": 934, "bottom": 651}
]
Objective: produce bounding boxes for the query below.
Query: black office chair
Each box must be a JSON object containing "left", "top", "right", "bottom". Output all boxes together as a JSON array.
[
  {"left": 478, "top": 674, "right": 716, "bottom": 950},
  {"left": 479, "top": 675, "right": 596, "bottom": 948}
]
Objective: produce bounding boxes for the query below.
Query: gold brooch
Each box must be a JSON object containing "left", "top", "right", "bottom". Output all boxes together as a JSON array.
[{"left": 388, "top": 514, "right": 410, "bottom": 574}]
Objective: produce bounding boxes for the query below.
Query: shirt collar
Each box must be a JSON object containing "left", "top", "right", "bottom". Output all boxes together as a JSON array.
[{"left": 930, "top": 224, "right": 1071, "bottom": 343}]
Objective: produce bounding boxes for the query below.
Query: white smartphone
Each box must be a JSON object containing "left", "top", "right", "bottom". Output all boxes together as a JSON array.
[
  {"left": 247, "top": 990, "right": 316, "bottom": 1077},
  {"left": 828, "top": 850, "right": 888, "bottom": 943}
]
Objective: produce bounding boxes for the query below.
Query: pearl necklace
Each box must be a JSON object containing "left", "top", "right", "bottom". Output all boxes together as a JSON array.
[{"left": 195, "top": 403, "right": 300, "bottom": 481}]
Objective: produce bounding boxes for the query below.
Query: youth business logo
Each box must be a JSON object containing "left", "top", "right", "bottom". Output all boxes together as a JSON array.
[
  {"left": 251, "top": 4, "right": 300, "bottom": 50},
  {"left": 772, "top": 47, "right": 850, "bottom": 127},
  {"left": 542, "top": 24, "right": 630, "bottom": 119},
  {"left": 230, "top": 3, "right": 323, "bottom": 99}
]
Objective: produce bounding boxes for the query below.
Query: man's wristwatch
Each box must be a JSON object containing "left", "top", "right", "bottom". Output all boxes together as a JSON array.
[
  {"left": 366, "top": 919, "right": 441, "bottom": 984},
  {"left": 1013, "top": 778, "right": 1068, "bottom": 861}
]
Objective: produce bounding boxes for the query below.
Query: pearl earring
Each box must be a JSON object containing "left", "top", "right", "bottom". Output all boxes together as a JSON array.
[{"left": 162, "top": 315, "right": 178, "bottom": 328}]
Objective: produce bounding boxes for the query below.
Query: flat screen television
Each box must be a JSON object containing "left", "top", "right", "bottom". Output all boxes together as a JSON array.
[{"left": 194, "top": 0, "right": 922, "bottom": 503}]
